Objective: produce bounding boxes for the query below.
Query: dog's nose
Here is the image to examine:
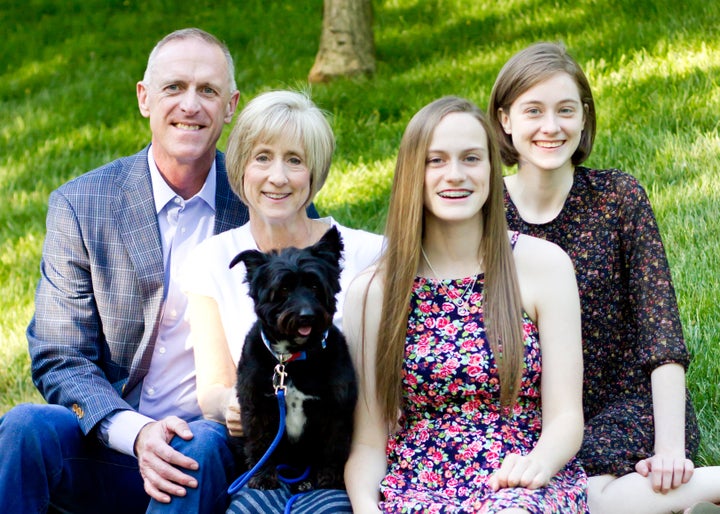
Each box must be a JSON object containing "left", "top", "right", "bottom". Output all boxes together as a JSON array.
[{"left": 298, "top": 314, "right": 315, "bottom": 325}]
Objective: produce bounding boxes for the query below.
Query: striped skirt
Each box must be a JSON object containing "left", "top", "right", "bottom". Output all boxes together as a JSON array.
[{"left": 227, "top": 483, "right": 352, "bottom": 514}]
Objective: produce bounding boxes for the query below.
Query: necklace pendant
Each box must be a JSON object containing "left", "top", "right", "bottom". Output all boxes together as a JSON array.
[{"left": 451, "top": 276, "right": 475, "bottom": 313}]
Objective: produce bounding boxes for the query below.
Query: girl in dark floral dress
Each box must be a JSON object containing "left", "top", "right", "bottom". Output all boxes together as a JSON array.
[
  {"left": 343, "top": 96, "right": 588, "bottom": 513},
  {"left": 489, "top": 41, "right": 720, "bottom": 513}
]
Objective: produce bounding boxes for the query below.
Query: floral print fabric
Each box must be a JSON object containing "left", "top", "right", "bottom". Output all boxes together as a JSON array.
[
  {"left": 504, "top": 167, "right": 699, "bottom": 476},
  {"left": 379, "top": 253, "right": 588, "bottom": 513}
]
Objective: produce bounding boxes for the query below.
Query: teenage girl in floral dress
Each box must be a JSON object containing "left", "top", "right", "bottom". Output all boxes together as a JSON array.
[{"left": 343, "top": 96, "right": 588, "bottom": 513}]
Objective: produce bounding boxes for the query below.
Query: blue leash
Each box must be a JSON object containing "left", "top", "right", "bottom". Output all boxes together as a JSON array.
[
  {"left": 276, "top": 465, "right": 312, "bottom": 514},
  {"left": 227, "top": 389, "right": 288, "bottom": 495},
  {"left": 227, "top": 366, "right": 313, "bottom": 513}
]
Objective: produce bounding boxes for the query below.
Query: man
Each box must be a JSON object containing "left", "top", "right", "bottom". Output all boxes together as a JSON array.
[{"left": 0, "top": 28, "right": 246, "bottom": 513}]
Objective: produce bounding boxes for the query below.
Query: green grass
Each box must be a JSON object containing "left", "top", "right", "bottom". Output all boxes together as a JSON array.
[{"left": 2, "top": 0, "right": 719, "bottom": 463}]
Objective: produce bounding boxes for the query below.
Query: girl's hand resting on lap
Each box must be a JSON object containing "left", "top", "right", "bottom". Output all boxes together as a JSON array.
[
  {"left": 488, "top": 453, "right": 552, "bottom": 491},
  {"left": 635, "top": 452, "right": 694, "bottom": 494}
]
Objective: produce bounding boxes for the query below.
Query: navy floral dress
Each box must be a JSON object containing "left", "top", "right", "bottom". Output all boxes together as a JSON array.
[
  {"left": 379, "top": 234, "right": 588, "bottom": 513},
  {"left": 504, "top": 167, "right": 699, "bottom": 476}
]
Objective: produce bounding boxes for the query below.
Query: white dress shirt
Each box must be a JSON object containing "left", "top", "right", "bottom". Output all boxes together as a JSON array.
[{"left": 97, "top": 146, "right": 216, "bottom": 456}]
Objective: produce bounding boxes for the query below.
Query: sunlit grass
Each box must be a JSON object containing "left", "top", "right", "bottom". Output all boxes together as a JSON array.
[{"left": 1, "top": 0, "right": 719, "bottom": 464}]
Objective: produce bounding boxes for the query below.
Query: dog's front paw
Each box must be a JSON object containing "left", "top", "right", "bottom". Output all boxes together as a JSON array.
[
  {"left": 292, "top": 480, "right": 314, "bottom": 493},
  {"left": 248, "top": 473, "right": 280, "bottom": 490}
]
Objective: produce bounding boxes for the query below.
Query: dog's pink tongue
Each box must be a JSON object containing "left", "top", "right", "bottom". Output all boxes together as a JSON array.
[{"left": 298, "top": 326, "right": 312, "bottom": 336}]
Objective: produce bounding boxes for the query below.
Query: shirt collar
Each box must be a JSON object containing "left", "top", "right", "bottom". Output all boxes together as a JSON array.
[{"left": 147, "top": 145, "right": 217, "bottom": 214}]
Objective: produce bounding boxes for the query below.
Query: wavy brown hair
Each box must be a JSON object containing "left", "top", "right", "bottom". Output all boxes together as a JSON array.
[
  {"left": 372, "top": 96, "right": 525, "bottom": 424},
  {"left": 488, "top": 41, "right": 596, "bottom": 167}
]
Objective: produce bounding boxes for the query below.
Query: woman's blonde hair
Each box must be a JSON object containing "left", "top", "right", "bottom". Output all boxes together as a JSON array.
[
  {"left": 373, "top": 96, "right": 525, "bottom": 424},
  {"left": 225, "top": 90, "right": 335, "bottom": 207}
]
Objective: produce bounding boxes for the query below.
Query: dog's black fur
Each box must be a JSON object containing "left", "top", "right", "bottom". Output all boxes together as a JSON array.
[{"left": 229, "top": 226, "right": 357, "bottom": 491}]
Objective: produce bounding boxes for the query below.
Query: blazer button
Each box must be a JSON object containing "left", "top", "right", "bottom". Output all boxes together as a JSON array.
[{"left": 71, "top": 403, "right": 85, "bottom": 419}]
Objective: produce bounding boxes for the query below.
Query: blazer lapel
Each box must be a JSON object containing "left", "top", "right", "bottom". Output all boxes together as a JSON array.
[
  {"left": 113, "top": 149, "right": 248, "bottom": 391},
  {"left": 113, "top": 148, "right": 165, "bottom": 387}
]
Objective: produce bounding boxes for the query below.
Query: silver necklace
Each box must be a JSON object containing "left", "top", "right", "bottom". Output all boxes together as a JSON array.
[{"left": 421, "top": 246, "right": 477, "bottom": 308}]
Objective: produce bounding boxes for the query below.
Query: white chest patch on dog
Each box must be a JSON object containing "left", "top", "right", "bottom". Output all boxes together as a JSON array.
[
  {"left": 284, "top": 384, "right": 319, "bottom": 442},
  {"left": 272, "top": 340, "right": 293, "bottom": 355}
]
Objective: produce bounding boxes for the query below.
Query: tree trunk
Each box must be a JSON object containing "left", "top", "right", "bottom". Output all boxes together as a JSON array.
[{"left": 308, "top": 0, "right": 375, "bottom": 83}]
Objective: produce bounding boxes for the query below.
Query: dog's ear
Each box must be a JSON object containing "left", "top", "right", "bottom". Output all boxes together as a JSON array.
[
  {"left": 229, "top": 249, "right": 267, "bottom": 279},
  {"left": 311, "top": 226, "right": 344, "bottom": 265}
]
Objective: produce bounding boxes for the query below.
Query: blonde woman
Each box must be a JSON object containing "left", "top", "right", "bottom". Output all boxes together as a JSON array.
[{"left": 182, "top": 90, "right": 383, "bottom": 513}]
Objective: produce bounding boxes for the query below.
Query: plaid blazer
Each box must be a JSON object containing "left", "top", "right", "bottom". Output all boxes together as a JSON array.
[{"left": 27, "top": 146, "right": 249, "bottom": 434}]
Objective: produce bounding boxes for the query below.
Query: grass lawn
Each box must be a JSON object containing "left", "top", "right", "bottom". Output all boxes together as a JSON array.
[{"left": 2, "top": 0, "right": 719, "bottom": 463}]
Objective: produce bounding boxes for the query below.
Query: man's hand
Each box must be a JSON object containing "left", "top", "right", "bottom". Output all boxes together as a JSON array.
[
  {"left": 635, "top": 453, "right": 694, "bottom": 494},
  {"left": 134, "top": 416, "right": 199, "bottom": 503}
]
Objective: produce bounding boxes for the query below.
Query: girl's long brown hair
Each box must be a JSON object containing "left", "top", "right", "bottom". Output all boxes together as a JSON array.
[{"left": 372, "top": 96, "right": 525, "bottom": 424}]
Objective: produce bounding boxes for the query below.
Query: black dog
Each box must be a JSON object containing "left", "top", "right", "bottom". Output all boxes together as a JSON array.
[{"left": 229, "top": 226, "right": 357, "bottom": 491}]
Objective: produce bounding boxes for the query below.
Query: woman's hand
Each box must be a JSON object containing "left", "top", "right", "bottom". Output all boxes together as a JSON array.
[
  {"left": 488, "top": 452, "right": 552, "bottom": 491},
  {"left": 635, "top": 452, "right": 694, "bottom": 493},
  {"left": 643, "top": 363, "right": 693, "bottom": 493},
  {"left": 224, "top": 392, "right": 244, "bottom": 437}
]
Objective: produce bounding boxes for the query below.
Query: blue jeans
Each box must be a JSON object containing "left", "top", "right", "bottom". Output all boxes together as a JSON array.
[
  {"left": 0, "top": 403, "right": 236, "bottom": 514},
  {"left": 147, "top": 417, "right": 238, "bottom": 513}
]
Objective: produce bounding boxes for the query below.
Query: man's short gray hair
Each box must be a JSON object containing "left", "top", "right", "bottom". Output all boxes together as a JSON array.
[{"left": 143, "top": 28, "right": 237, "bottom": 92}]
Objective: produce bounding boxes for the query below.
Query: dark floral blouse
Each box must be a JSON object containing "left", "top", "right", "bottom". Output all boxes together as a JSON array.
[{"left": 504, "top": 166, "right": 699, "bottom": 476}]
